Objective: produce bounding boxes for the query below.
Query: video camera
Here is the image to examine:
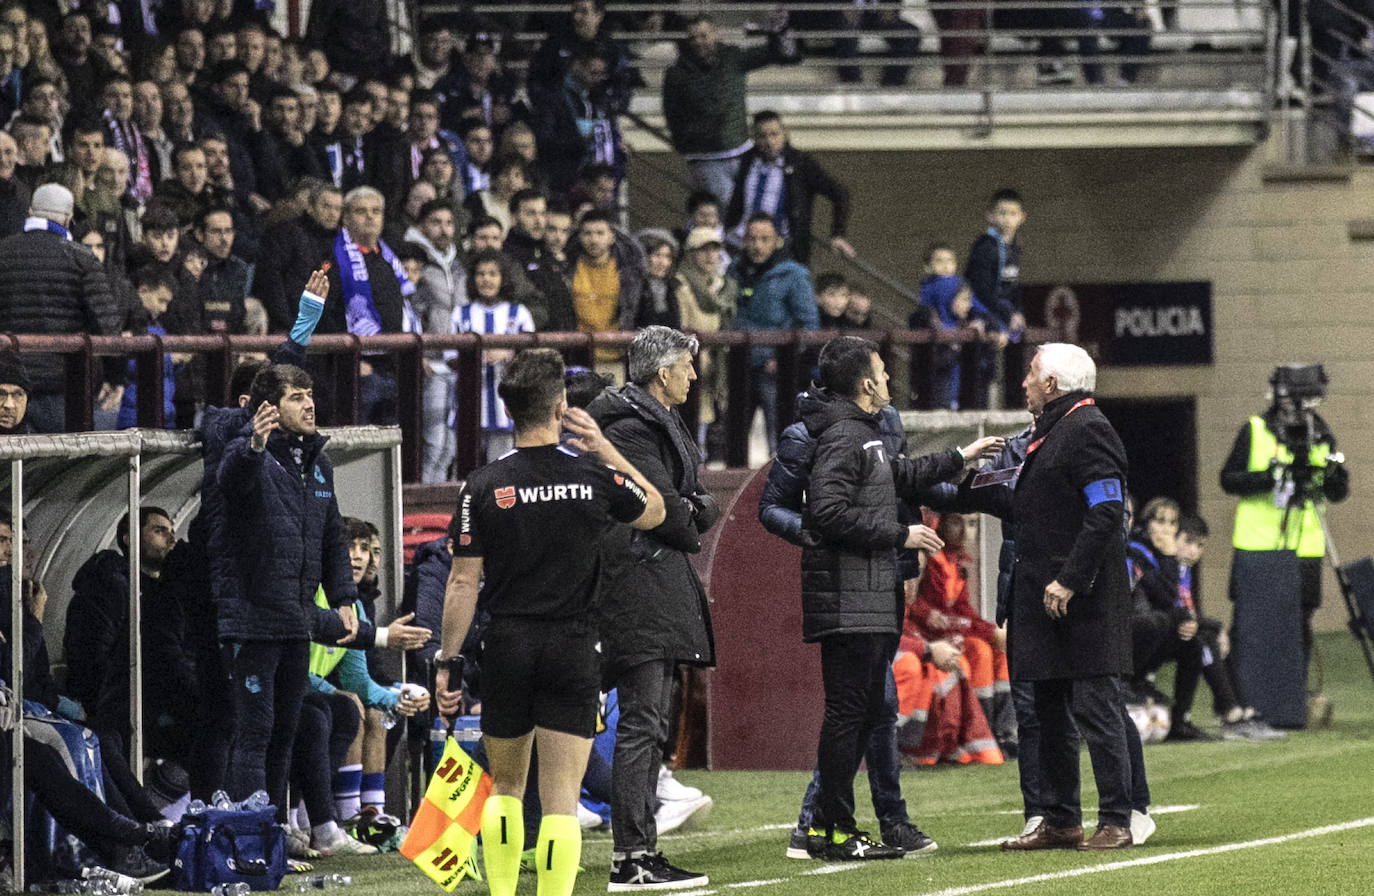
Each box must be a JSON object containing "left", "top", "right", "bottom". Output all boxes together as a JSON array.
[{"left": 1270, "top": 363, "right": 1327, "bottom": 456}]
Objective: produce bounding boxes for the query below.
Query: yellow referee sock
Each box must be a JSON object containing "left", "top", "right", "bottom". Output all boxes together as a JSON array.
[
  {"left": 481, "top": 795, "right": 525, "bottom": 896},
  {"left": 534, "top": 814, "right": 582, "bottom": 896}
]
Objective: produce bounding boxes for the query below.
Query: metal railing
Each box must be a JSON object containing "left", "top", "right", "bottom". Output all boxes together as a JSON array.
[{"left": 2, "top": 327, "right": 1049, "bottom": 481}]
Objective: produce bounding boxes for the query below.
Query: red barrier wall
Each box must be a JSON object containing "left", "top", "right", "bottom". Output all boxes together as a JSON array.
[{"left": 698, "top": 465, "right": 824, "bottom": 770}]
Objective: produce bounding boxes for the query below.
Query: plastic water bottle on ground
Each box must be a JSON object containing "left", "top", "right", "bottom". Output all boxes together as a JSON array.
[{"left": 210, "top": 883, "right": 251, "bottom": 896}]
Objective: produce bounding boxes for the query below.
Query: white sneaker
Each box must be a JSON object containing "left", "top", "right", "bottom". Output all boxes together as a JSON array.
[
  {"left": 655, "top": 794, "right": 713, "bottom": 834},
  {"left": 285, "top": 825, "right": 320, "bottom": 859},
  {"left": 1130, "top": 809, "right": 1156, "bottom": 846},
  {"left": 1019, "top": 815, "right": 1044, "bottom": 838},
  {"left": 314, "top": 830, "right": 379, "bottom": 856},
  {"left": 577, "top": 802, "right": 604, "bottom": 830},
  {"left": 656, "top": 766, "right": 702, "bottom": 802}
]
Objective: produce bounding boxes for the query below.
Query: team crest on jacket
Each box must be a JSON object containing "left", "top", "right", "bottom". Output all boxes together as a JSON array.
[{"left": 495, "top": 486, "right": 516, "bottom": 509}]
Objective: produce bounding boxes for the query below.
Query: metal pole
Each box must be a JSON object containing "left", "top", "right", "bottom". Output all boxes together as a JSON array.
[
  {"left": 10, "top": 458, "right": 24, "bottom": 893},
  {"left": 128, "top": 453, "right": 143, "bottom": 780}
]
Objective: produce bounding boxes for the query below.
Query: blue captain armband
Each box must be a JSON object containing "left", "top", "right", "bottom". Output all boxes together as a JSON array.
[{"left": 1084, "top": 478, "right": 1123, "bottom": 507}]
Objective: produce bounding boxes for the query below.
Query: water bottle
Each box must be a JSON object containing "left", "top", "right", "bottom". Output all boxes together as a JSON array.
[
  {"left": 381, "top": 684, "right": 426, "bottom": 730},
  {"left": 81, "top": 867, "right": 141, "bottom": 896},
  {"left": 211, "top": 789, "right": 234, "bottom": 810},
  {"left": 187, "top": 799, "right": 207, "bottom": 815},
  {"left": 295, "top": 874, "right": 352, "bottom": 890},
  {"left": 210, "top": 883, "right": 251, "bottom": 896},
  {"left": 54, "top": 881, "right": 92, "bottom": 894},
  {"left": 242, "top": 790, "right": 271, "bottom": 811}
]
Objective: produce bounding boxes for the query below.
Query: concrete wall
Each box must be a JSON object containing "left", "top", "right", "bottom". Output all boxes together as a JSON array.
[{"left": 631, "top": 132, "right": 1374, "bottom": 633}]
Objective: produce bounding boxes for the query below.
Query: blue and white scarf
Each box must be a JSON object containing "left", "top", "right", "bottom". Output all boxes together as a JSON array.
[
  {"left": 334, "top": 227, "right": 415, "bottom": 337},
  {"left": 24, "top": 217, "right": 71, "bottom": 240}
]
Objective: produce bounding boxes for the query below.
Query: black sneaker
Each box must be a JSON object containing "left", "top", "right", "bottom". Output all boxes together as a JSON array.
[
  {"left": 785, "top": 827, "right": 812, "bottom": 859},
  {"left": 824, "top": 830, "right": 905, "bottom": 861},
  {"left": 1165, "top": 720, "right": 1218, "bottom": 742},
  {"left": 607, "top": 853, "right": 708, "bottom": 891},
  {"left": 142, "top": 820, "right": 183, "bottom": 864},
  {"left": 880, "top": 821, "right": 938, "bottom": 857}
]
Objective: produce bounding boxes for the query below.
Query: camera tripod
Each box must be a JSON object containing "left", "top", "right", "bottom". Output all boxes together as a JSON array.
[{"left": 1320, "top": 511, "right": 1374, "bottom": 687}]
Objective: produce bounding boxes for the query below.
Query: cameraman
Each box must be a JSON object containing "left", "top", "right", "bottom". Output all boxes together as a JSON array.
[{"left": 1220, "top": 367, "right": 1349, "bottom": 669}]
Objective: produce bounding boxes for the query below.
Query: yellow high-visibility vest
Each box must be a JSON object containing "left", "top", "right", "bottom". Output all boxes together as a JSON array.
[{"left": 1231, "top": 416, "right": 1329, "bottom": 557}]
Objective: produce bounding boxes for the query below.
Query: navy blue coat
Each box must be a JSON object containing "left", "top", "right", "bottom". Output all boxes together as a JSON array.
[{"left": 216, "top": 425, "right": 357, "bottom": 641}]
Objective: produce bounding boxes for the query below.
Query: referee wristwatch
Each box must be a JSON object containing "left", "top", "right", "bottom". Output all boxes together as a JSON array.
[{"left": 433, "top": 653, "right": 464, "bottom": 675}]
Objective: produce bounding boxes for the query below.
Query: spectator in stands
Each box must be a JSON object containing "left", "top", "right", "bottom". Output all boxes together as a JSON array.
[
  {"left": 634, "top": 229, "right": 680, "bottom": 329},
  {"left": 196, "top": 59, "right": 283, "bottom": 206},
  {"left": 100, "top": 74, "right": 152, "bottom": 203},
  {"left": 468, "top": 212, "right": 504, "bottom": 252},
  {"left": 464, "top": 152, "right": 527, "bottom": 236},
  {"left": 205, "top": 23, "right": 237, "bottom": 70},
  {"left": 0, "top": 26, "right": 19, "bottom": 127},
  {"left": 374, "top": 89, "right": 459, "bottom": 223},
  {"left": 0, "top": 350, "right": 29, "bottom": 433},
  {"left": 417, "top": 145, "right": 460, "bottom": 205},
  {"left": 963, "top": 188, "right": 1025, "bottom": 408},
  {"left": 568, "top": 207, "right": 645, "bottom": 381},
  {"left": 450, "top": 249, "right": 536, "bottom": 462},
  {"left": 530, "top": 0, "right": 637, "bottom": 116},
  {"left": 193, "top": 205, "right": 250, "bottom": 334},
  {"left": 404, "top": 198, "right": 466, "bottom": 482},
  {"left": 154, "top": 142, "right": 211, "bottom": 228},
  {"left": 917, "top": 252, "right": 1005, "bottom": 409},
  {"left": 816, "top": 272, "right": 851, "bottom": 330},
  {"left": 218, "top": 362, "right": 359, "bottom": 818},
  {"left": 0, "top": 129, "right": 28, "bottom": 235},
  {"left": 57, "top": 10, "right": 104, "bottom": 119},
  {"left": 673, "top": 189, "right": 724, "bottom": 252},
  {"left": 728, "top": 212, "right": 817, "bottom": 452},
  {"left": 131, "top": 80, "right": 171, "bottom": 183},
  {"left": 173, "top": 25, "right": 206, "bottom": 84},
  {"left": 66, "top": 114, "right": 106, "bottom": 206},
  {"left": 406, "top": 16, "right": 460, "bottom": 90},
  {"left": 434, "top": 32, "right": 522, "bottom": 134},
  {"left": 317, "top": 88, "right": 373, "bottom": 192},
  {"left": 258, "top": 181, "right": 341, "bottom": 333},
  {"left": 266, "top": 85, "right": 324, "bottom": 184},
  {"left": 160, "top": 80, "right": 195, "bottom": 146},
  {"left": 532, "top": 47, "right": 623, "bottom": 200},
  {"left": 305, "top": 0, "right": 389, "bottom": 88},
  {"left": 568, "top": 161, "right": 616, "bottom": 215},
  {"left": 10, "top": 114, "right": 53, "bottom": 191},
  {"left": 544, "top": 200, "right": 573, "bottom": 271},
  {"left": 82, "top": 146, "right": 137, "bottom": 271},
  {"left": 587, "top": 326, "right": 717, "bottom": 890},
  {"left": 673, "top": 227, "right": 734, "bottom": 456},
  {"left": 725, "top": 111, "right": 851, "bottom": 266},
  {"left": 0, "top": 182, "right": 118, "bottom": 431},
  {"left": 505, "top": 187, "right": 577, "bottom": 332},
  {"left": 458, "top": 118, "right": 494, "bottom": 195},
  {"left": 662, "top": 12, "right": 799, "bottom": 209},
  {"left": 113, "top": 266, "right": 177, "bottom": 428},
  {"left": 833, "top": 0, "right": 921, "bottom": 87}
]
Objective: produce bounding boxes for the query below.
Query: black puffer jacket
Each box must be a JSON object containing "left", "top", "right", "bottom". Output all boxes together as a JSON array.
[
  {"left": 216, "top": 426, "right": 357, "bottom": 641},
  {"left": 799, "top": 388, "right": 963, "bottom": 642},
  {"left": 589, "top": 383, "right": 718, "bottom": 676},
  {"left": 0, "top": 228, "right": 119, "bottom": 392}
]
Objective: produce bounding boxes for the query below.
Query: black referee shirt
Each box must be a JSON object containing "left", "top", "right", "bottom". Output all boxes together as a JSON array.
[{"left": 451, "top": 444, "right": 647, "bottom": 619}]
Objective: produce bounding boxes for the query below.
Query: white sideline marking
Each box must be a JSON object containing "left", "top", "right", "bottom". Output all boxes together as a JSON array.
[
  {"left": 965, "top": 805, "right": 1202, "bottom": 846},
  {"left": 803, "top": 863, "right": 870, "bottom": 875},
  {"left": 725, "top": 879, "right": 786, "bottom": 888},
  {"left": 915, "top": 816, "right": 1374, "bottom": 896}
]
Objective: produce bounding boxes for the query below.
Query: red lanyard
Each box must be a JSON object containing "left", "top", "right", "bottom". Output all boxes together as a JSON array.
[{"left": 1025, "top": 398, "right": 1095, "bottom": 456}]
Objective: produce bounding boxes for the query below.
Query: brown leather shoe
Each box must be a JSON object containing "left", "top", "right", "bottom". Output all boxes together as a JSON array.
[
  {"left": 1000, "top": 822, "right": 1084, "bottom": 851},
  {"left": 1079, "top": 824, "right": 1133, "bottom": 850}
]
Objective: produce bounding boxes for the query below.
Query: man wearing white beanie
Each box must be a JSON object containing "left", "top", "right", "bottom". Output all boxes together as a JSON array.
[{"left": 0, "top": 182, "right": 121, "bottom": 432}]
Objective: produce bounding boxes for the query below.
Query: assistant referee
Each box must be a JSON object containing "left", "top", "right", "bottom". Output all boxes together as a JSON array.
[{"left": 434, "top": 348, "right": 665, "bottom": 896}]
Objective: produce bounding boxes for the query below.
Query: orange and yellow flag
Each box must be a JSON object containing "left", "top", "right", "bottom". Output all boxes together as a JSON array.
[{"left": 401, "top": 738, "right": 493, "bottom": 891}]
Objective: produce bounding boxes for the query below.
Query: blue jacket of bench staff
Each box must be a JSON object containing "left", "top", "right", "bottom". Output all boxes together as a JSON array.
[{"left": 216, "top": 426, "right": 356, "bottom": 641}]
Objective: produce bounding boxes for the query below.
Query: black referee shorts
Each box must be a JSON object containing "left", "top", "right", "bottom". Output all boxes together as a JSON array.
[{"left": 479, "top": 615, "right": 601, "bottom": 739}]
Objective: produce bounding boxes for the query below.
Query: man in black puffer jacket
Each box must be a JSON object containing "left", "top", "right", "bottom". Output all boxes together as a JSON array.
[
  {"left": 217, "top": 362, "right": 359, "bottom": 822},
  {"left": 799, "top": 335, "right": 1001, "bottom": 861},
  {"left": 0, "top": 183, "right": 120, "bottom": 432},
  {"left": 588, "top": 325, "right": 719, "bottom": 891}
]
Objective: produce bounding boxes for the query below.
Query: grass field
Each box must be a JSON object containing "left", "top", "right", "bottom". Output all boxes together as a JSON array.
[{"left": 317, "top": 631, "right": 1374, "bottom": 896}]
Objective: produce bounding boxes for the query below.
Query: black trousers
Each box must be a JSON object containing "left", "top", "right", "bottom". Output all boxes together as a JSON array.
[
  {"left": 1033, "top": 675, "right": 1132, "bottom": 829},
  {"left": 813, "top": 632, "right": 897, "bottom": 835},
  {"left": 224, "top": 639, "right": 311, "bottom": 823},
  {"left": 293, "top": 690, "right": 362, "bottom": 827}
]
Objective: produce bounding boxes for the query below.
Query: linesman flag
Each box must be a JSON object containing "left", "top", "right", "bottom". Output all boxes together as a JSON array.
[{"left": 401, "top": 738, "right": 493, "bottom": 890}]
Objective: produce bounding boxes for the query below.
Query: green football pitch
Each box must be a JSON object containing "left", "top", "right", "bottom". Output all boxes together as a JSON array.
[{"left": 314, "top": 631, "right": 1374, "bottom": 896}]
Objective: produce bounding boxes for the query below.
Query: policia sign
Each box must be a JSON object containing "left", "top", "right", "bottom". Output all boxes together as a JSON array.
[{"left": 1023, "top": 282, "right": 1213, "bottom": 366}]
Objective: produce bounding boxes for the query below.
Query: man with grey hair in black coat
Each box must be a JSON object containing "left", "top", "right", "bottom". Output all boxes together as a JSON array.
[{"left": 588, "top": 325, "right": 718, "bottom": 891}]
